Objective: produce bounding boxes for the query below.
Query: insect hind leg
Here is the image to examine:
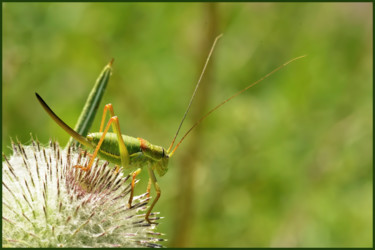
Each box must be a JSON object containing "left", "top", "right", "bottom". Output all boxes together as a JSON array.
[
  {"left": 99, "top": 104, "right": 115, "bottom": 132},
  {"left": 75, "top": 104, "right": 130, "bottom": 172}
]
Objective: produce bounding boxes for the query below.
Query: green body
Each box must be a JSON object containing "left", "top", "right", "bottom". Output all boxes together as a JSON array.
[
  {"left": 35, "top": 93, "right": 169, "bottom": 177},
  {"left": 35, "top": 48, "right": 305, "bottom": 225},
  {"left": 87, "top": 132, "right": 169, "bottom": 177}
]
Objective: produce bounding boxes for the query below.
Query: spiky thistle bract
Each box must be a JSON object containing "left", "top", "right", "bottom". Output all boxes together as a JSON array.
[{"left": 2, "top": 138, "right": 164, "bottom": 248}]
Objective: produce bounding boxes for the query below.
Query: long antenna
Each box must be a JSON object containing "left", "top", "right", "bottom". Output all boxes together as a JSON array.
[
  {"left": 168, "top": 54, "right": 307, "bottom": 157},
  {"left": 167, "top": 34, "right": 223, "bottom": 153}
]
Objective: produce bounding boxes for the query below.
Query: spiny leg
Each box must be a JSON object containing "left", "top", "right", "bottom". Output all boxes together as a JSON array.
[
  {"left": 99, "top": 104, "right": 115, "bottom": 132},
  {"left": 145, "top": 165, "right": 161, "bottom": 224},
  {"left": 75, "top": 114, "right": 129, "bottom": 172},
  {"left": 128, "top": 168, "right": 141, "bottom": 208},
  {"left": 75, "top": 105, "right": 138, "bottom": 209},
  {"left": 147, "top": 178, "right": 152, "bottom": 198},
  {"left": 99, "top": 104, "right": 130, "bottom": 168}
]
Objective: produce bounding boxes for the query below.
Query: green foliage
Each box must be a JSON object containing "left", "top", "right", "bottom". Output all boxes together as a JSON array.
[
  {"left": 3, "top": 2, "right": 372, "bottom": 247},
  {"left": 67, "top": 60, "right": 113, "bottom": 148}
]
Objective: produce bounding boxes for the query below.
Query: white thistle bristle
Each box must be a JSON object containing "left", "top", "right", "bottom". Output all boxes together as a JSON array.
[{"left": 2, "top": 138, "right": 164, "bottom": 248}]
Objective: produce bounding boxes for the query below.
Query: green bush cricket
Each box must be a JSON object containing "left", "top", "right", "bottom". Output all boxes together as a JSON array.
[{"left": 36, "top": 35, "right": 305, "bottom": 224}]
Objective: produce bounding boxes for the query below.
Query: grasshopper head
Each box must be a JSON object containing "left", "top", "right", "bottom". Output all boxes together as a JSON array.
[
  {"left": 154, "top": 152, "right": 169, "bottom": 177},
  {"left": 147, "top": 146, "right": 169, "bottom": 177},
  {"left": 138, "top": 138, "right": 169, "bottom": 177}
]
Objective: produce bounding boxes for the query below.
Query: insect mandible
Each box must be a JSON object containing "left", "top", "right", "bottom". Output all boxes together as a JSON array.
[{"left": 36, "top": 34, "right": 305, "bottom": 224}]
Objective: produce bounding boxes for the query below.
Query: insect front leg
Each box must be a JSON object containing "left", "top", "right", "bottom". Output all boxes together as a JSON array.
[
  {"left": 128, "top": 168, "right": 141, "bottom": 208},
  {"left": 147, "top": 178, "right": 152, "bottom": 197},
  {"left": 145, "top": 165, "right": 161, "bottom": 224}
]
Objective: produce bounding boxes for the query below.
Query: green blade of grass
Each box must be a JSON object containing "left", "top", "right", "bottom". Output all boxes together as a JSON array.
[{"left": 66, "top": 59, "right": 113, "bottom": 148}]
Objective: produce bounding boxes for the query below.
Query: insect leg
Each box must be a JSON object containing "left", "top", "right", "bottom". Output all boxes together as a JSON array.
[
  {"left": 75, "top": 115, "right": 129, "bottom": 171},
  {"left": 147, "top": 178, "right": 152, "bottom": 198},
  {"left": 100, "top": 104, "right": 130, "bottom": 169},
  {"left": 128, "top": 168, "right": 141, "bottom": 208},
  {"left": 145, "top": 165, "right": 161, "bottom": 224},
  {"left": 99, "top": 104, "right": 115, "bottom": 132}
]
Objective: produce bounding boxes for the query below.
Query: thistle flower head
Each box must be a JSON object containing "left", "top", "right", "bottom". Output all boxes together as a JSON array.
[{"left": 2, "top": 138, "right": 164, "bottom": 247}]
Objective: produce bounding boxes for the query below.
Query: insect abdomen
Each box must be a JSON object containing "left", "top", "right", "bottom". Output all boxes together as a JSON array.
[
  {"left": 87, "top": 133, "right": 142, "bottom": 163},
  {"left": 87, "top": 132, "right": 169, "bottom": 176}
]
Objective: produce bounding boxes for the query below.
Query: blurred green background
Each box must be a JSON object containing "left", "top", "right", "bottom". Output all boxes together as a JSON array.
[{"left": 2, "top": 3, "right": 372, "bottom": 247}]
